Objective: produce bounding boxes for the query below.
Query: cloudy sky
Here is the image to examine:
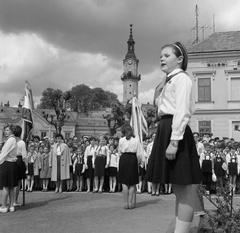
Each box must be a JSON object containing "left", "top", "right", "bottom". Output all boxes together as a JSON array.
[{"left": 0, "top": 0, "right": 239, "bottom": 107}]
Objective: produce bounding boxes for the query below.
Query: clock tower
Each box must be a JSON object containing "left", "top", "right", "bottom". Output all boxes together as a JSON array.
[{"left": 121, "top": 24, "right": 141, "bottom": 104}]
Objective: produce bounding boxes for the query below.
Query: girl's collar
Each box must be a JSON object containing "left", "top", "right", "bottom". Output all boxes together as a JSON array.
[
  {"left": 166, "top": 68, "right": 182, "bottom": 77},
  {"left": 6, "top": 134, "right": 15, "bottom": 140}
]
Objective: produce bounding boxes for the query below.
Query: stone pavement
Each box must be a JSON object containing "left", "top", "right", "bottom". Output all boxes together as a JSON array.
[
  {"left": 1, "top": 190, "right": 238, "bottom": 233},
  {"left": 0, "top": 191, "right": 175, "bottom": 233}
]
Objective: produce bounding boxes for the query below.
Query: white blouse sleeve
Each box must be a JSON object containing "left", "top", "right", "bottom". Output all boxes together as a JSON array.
[
  {"left": 0, "top": 138, "right": 16, "bottom": 164},
  {"left": 171, "top": 74, "right": 193, "bottom": 140}
]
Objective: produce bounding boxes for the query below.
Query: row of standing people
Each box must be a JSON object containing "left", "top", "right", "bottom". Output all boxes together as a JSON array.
[{"left": 195, "top": 133, "right": 240, "bottom": 195}]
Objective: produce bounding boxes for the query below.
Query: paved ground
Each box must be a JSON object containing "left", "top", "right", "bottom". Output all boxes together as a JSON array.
[{"left": 0, "top": 191, "right": 240, "bottom": 233}]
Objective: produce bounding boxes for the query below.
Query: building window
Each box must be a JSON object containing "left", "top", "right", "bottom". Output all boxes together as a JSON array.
[
  {"left": 198, "top": 78, "right": 211, "bottom": 101},
  {"left": 65, "top": 132, "right": 70, "bottom": 139},
  {"left": 129, "top": 92, "right": 131, "bottom": 94},
  {"left": 41, "top": 132, "right": 47, "bottom": 140},
  {"left": 230, "top": 77, "right": 240, "bottom": 100},
  {"left": 198, "top": 121, "right": 211, "bottom": 137}
]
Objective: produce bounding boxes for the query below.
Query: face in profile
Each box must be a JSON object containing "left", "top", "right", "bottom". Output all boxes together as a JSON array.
[
  {"left": 4, "top": 127, "right": 12, "bottom": 137},
  {"left": 160, "top": 47, "right": 182, "bottom": 74}
]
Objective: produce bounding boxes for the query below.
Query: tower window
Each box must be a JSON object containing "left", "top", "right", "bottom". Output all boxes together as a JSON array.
[
  {"left": 129, "top": 84, "right": 131, "bottom": 87},
  {"left": 129, "top": 92, "right": 131, "bottom": 94}
]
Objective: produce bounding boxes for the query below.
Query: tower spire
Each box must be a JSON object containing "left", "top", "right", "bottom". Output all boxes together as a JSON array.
[{"left": 125, "top": 24, "right": 136, "bottom": 59}]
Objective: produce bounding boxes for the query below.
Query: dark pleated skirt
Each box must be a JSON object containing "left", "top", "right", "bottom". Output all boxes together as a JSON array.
[
  {"left": 228, "top": 163, "right": 237, "bottom": 176},
  {"left": 27, "top": 163, "right": 34, "bottom": 176},
  {"left": 69, "top": 165, "right": 73, "bottom": 174},
  {"left": 108, "top": 167, "right": 117, "bottom": 177},
  {"left": 75, "top": 163, "right": 84, "bottom": 176},
  {"left": 214, "top": 161, "right": 225, "bottom": 176},
  {"left": 0, "top": 161, "right": 18, "bottom": 188},
  {"left": 57, "top": 156, "right": 61, "bottom": 181},
  {"left": 16, "top": 156, "right": 26, "bottom": 180},
  {"left": 201, "top": 160, "right": 212, "bottom": 173},
  {"left": 94, "top": 156, "right": 106, "bottom": 177},
  {"left": 119, "top": 152, "right": 138, "bottom": 186},
  {"left": 146, "top": 115, "right": 201, "bottom": 185},
  {"left": 138, "top": 166, "right": 146, "bottom": 177},
  {"left": 85, "top": 156, "right": 94, "bottom": 178}
]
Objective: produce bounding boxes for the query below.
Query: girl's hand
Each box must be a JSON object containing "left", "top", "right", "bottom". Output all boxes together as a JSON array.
[{"left": 165, "top": 143, "right": 178, "bottom": 160}]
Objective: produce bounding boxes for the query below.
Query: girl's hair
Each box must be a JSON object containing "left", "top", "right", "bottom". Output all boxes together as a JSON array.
[
  {"left": 43, "top": 145, "right": 50, "bottom": 150},
  {"left": 55, "top": 133, "right": 64, "bottom": 140},
  {"left": 121, "top": 124, "right": 134, "bottom": 140},
  {"left": 4, "top": 123, "right": 14, "bottom": 131},
  {"left": 162, "top": 41, "right": 188, "bottom": 71},
  {"left": 13, "top": 125, "right": 22, "bottom": 137}
]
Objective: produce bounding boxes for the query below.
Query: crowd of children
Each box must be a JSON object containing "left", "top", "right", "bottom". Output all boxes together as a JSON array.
[
  {"left": 1, "top": 131, "right": 239, "bottom": 196},
  {"left": 194, "top": 132, "right": 240, "bottom": 195}
]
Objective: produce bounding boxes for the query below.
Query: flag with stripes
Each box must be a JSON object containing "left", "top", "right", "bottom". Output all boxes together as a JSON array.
[
  {"left": 130, "top": 96, "right": 148, "bottom": 165},
  {"left": 21, "top": 81, "right": 34, "bottom": 142},
  {"left": 130, "top": 96, "right": 148, "bottom": 144}
]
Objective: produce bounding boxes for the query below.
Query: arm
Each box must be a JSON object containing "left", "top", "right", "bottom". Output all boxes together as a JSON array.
[
  {"left": 105, "top": 147, "right": 110, "bottom": 168},
  {"left": 84, "top": 147, "right": 88, "bottom": 168},
  {"left": 238, "top": 155, "right": 240, "bottom": 175},
  {"left": 73, "top": 159, "right": 77, "bottom": 174},
  {"left": 136, "top": 139, "right": 143, "bottom": 165},
  {"left": 49, "top": 147, "right": 53, "bottom": 167},
  {"left": 92, "top": 148, "right": 96, "bottom": 168},
  {"left": 0, "top": 138, "right": 16, "bottom": 164},
  {"left": 171, "top": 74, "right": 193, "bottom": 141},
  {"left": 38, "top": 154, "right": 42, "bottom": 170}
]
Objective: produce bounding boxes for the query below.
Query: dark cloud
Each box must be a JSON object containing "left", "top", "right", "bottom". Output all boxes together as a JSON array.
[
  {"left": 0, "top": 0, "right": 200, "bottom": 71},
  {"left": 0, "top": 0, "right": 238, "bottom": 105}
]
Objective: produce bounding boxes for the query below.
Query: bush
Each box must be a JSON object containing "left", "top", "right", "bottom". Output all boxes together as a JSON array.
[{"left": 198, "top": 184, "right": 240, "bottom": 232}]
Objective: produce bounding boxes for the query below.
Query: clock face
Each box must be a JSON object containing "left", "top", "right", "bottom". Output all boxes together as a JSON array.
[{"left": 128, "top": 59, "right": 133, "bottom": 65}]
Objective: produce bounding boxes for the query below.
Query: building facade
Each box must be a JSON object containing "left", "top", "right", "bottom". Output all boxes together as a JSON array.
[
  {"left": 0, "top": 105, "right": 109, "bottom": 142},
  {"left": 187, "top": 31, "right": 240, "bottom": 141}
]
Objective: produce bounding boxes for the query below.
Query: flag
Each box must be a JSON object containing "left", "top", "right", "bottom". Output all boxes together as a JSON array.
[
  {"left": 21, "top": 81, "right": 34, "bottom": 142},
  {"left": 130, "top": 96, "right": 148, "bottom": 165},
  {"left": 130, "top": 96, "right": 148, "bottom": 144}
]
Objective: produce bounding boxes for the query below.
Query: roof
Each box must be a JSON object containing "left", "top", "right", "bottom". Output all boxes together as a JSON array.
[
  {"left": 0, "top": 106, "right": 23, "bottom": 118},
  {"left": 188, "top": 31, "right": 240, "bottom": 53}
]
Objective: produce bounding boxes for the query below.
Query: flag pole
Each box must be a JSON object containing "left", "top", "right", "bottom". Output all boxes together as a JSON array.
[{"left": 21, "top": 81, "right": 34, "bottom": 206}]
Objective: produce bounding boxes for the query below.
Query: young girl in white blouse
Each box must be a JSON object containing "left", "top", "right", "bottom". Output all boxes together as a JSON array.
[
  {"left": 226, "top": 144, "right": 238, "bottom": 195},
  {"left": 73, "top": 146, "right": 85, "bottom": 192},
  {"left": 108, "top": 144, "right": 119, "bottom": 193},
  {"left": 146, "top": 42, "right": 201, "bottom": 233},
  {"left": 92, "top": 136, "right": 109, "bottom": 193},
  {"left": 26, "top": 144, "right": 40, "bottom": 192},
  {"left": 118, "top": 124, "right": 142, "bottom": 209}
]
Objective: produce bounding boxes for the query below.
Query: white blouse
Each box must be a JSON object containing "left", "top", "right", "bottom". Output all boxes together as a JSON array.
[
  {"left": 109, "top": 152, "right": 119, "bottom": 168},
  {"left": 118, "top": 136, "right": 141, "bottom": 158},
  {"left": 156, "top": 68, "right": 195, "bottom": 141},
  {"left": 0, "top": 136, "right": 17, "bottom": 164}
]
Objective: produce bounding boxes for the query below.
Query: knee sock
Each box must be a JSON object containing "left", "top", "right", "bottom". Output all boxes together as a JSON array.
[{"left": 174, "top": 219, "right": 191, "bottom": 233}]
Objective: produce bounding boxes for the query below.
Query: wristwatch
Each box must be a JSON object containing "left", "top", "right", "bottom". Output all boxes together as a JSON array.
[{"left": 170, "top": 141, "right": 179, "bottom": 147}]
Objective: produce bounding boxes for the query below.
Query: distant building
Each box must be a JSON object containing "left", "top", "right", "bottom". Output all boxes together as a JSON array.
[
  {"left": 121, "top": 24, "right": 141, "bottom": 105},
  {"left": 187, "top": 31, "right": 240, "bottom": 141},
  {"left": 0, "top": 104, "right": 109, "bottom": 142}
]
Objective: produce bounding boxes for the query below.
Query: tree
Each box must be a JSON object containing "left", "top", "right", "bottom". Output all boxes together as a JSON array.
[
  {"left": 39, "top": 88, "right": 71, "bottom": 134},
  {"left": 104, "top": 101, "right": 126, "bottom": 136},
  {"left": 90, "top": 87, "right": 110, "bottom": 110},
  {"left": 146, "top": 108, "right": 157, "bottom": 128},
  {"left": 68, "top": 84, "right": 92, "bottom": 113}
]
